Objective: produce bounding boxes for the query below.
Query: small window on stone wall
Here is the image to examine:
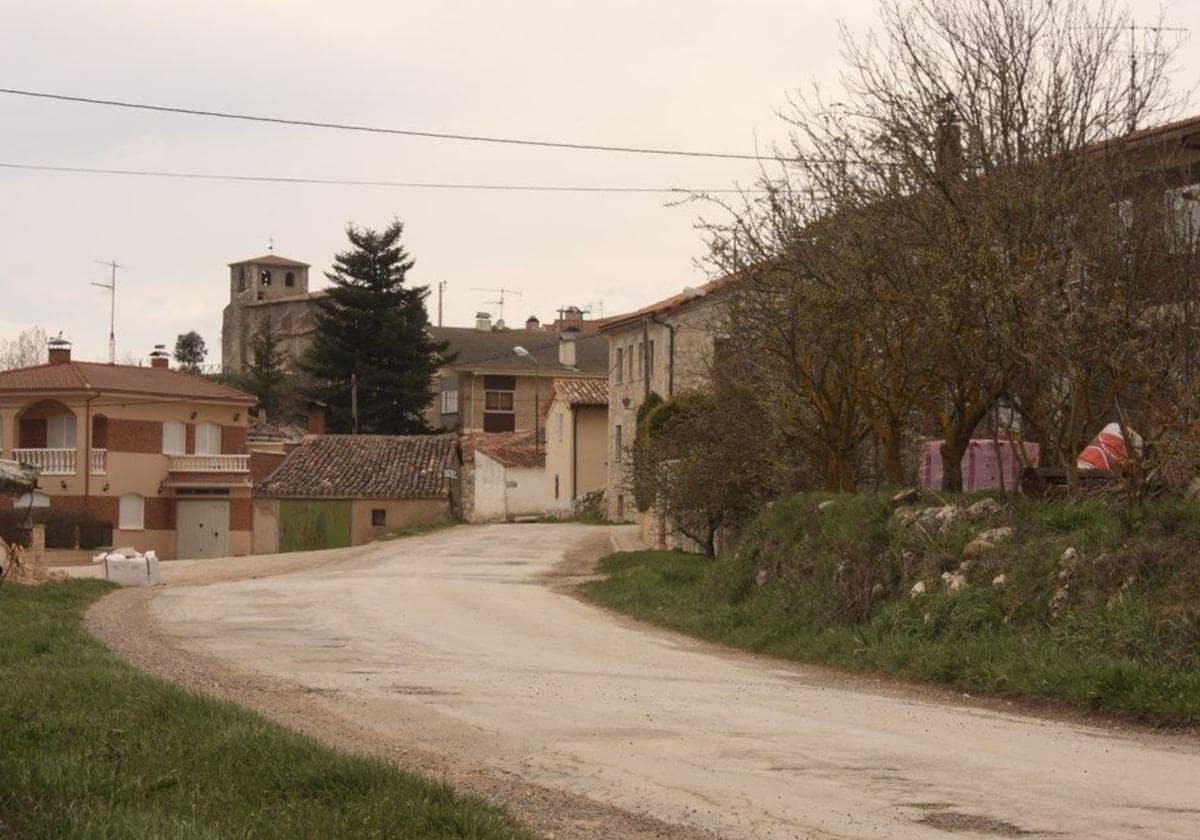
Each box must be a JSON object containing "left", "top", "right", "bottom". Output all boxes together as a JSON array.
[
  {"left": 260, "top": 269, "right": 272, "bottom": 286},
  {"left": 285, "top": 271, "right": 295, "bottom": 287},
  {"left": 371, "top": 509, "right": 386, "bottom": 527}
]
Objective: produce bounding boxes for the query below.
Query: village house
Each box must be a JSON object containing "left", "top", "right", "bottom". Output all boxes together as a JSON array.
[
  {"left": 0, "top": 338, "right": 256, "bottom": 560},
  {"left": 253, "top": 433, "right": 457, "bottom": 552},
  {"left": 599, "top": 278, "right": 730, "bottom": 526},
  {"left": 542, "top": 377, "right": 608, "bottom": 515},
  {"left": 459, "top": 431, "right": 544, "bottom": 522}
]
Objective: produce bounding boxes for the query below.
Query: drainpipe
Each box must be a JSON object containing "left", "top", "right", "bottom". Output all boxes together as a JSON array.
[{"left": 571, "top": 410, "right": 578, "bottom": 500}]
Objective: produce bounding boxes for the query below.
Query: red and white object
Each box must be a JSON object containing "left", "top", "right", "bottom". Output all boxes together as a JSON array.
[
  {"left": 1077, "top": 422, "right": 1140, "bottom": 471},
  {"left": 920, "top": 439, "right": 1039, "bottom": 492}
]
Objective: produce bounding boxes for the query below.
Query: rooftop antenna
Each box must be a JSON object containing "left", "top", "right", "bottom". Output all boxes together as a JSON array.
[
  {"left": 1125, "top": 23, "right": 1187, "bottom": 132},
  {"left": 91, "top": 259, "right": 122, "bottom": 364},
  {"left": 268, "top": 236, "right": 275, "bottom": 254},
  {"left": 470, "top": 287, "right": 523, "bottom": 322}
]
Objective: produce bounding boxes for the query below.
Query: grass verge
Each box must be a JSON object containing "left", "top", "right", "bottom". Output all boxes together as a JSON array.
[
  {"left": 582, "top": 493, "right": 1200, "bottom": 725},
  {"left": 0, "top": 580, "right": 536, "bottom": 840}
]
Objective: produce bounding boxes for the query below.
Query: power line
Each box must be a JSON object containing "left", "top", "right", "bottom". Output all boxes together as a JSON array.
[
  {"left": 0, "top": 161, "right": 764, "bottom": 194},
  {"left": 0, "top": 86, "right": 789, "bottom": 163}
]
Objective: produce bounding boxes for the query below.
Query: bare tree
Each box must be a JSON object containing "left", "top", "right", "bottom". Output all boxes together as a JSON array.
[{"left": 0, "top": 327, "right": 48, "bottom": 370}]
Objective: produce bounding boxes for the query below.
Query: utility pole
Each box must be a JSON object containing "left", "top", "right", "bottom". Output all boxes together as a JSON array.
[
  {"left": 350, "top": 373, "right": 359, "bottom": 434},
  {"left": 437, "top": 280, "right": 446, "bottom": 327},
  {"left": 91, "top": 259, "right": 122, "bottom": 364}
]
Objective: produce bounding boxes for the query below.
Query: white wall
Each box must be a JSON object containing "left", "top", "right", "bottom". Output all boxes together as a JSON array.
[{"left": 470, "top": 452, "right": 545, "bottom": 522}]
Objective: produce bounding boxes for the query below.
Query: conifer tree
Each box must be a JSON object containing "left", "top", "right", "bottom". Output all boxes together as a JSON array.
[
  {"left": 245, "top": 316, "right": 289, "bottom": 420},
  {"left": 302, "top": 220, "right": 446, "bottom": 434}
]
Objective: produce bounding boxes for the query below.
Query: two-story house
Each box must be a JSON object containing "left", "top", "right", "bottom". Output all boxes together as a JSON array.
[
  {"left": 599, "top": 278, "right": 730, "bottom": 524},
  {"left": 0, "top": 338, "right": 257, "bottom": 559}
]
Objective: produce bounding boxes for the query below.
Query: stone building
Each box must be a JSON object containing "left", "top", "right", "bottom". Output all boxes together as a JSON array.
[{"left": 221, "top": 254, "right": 321, "bottom": 372}]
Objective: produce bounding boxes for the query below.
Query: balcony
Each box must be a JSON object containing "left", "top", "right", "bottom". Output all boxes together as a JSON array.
[
  {"left": 90, "top": 448, "right": 107, "bottom": 475},
  {"left": 168, "top": 454, "right": 250, "bottom": 473},
  {"left": 13, "top": 448, "right": 76, "bottom": 475}
]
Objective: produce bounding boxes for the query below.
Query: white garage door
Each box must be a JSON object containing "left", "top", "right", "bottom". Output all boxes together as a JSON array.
[{"left": 176, "top": 499, "right": 230, "bottom": 559}]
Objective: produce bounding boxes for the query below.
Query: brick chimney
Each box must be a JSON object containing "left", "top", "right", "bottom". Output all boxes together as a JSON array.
[
  {"left": 149, "top": 344, "right": 171, "bottom": 369},
  {"left": 306, "top": 401, "right": 327, "bottom": 435},
  {"left": 47, "top": 336, "right": 71, "bottom": 365},
  {"left": 558, "top": 332, "right": 577, "bottom": 368},
  {"left": 560, "top": 306, "right": 584, "bottom": 333},
  {"left": 475, "top": 312, "right": 493, "bottom": 332},
  {"left": 525, "top": 315, "right": 540, "bottom": 331}
]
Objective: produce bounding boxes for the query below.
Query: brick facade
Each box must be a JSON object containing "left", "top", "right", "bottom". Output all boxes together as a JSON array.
[{"left": 106, "top": 418, "right": 163, "bottom": 453}]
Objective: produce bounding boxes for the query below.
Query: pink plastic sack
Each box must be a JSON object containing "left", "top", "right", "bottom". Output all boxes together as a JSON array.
[{"left": 920, "top": 439, "right": 1039, "bottom": 492}]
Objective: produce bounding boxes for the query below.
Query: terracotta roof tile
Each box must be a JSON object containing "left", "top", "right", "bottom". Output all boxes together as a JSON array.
[
  {"left": 460, "top": 432, "right": 545, "bottom": 468},
  {"left": 600, "top": 275, "right": 733, "bottom": 332},
  {"left": 548, "top": 377, "right": 609, "bottom": 409},
  {"left": 0, "top": 361, "right": 255, "bottom": 403},
  {"left": 258, "top": 434, "right": 456, "bottom": 498}
]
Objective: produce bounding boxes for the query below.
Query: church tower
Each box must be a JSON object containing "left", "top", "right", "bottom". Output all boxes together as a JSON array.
[{"left": 221, "top": 253, "right": 313, "bottom": 372}]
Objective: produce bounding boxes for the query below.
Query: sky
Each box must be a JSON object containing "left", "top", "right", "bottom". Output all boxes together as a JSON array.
[{"left": 1, "top": 0, "right": 1195, "bottom": 365}]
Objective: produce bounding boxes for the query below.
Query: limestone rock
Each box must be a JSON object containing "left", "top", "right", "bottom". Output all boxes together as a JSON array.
[
  {"left": 910, "top": 581, "right": 927, "bottom": 597},
  {"left": 992, "top": 573, "right": 1007, "bottom": 588},
  {"left": 817, "top": 500, "right": 837, "bottom": 512},
  {"left": 755, "top": 568, "right": 770, "bottom": 586},
  {"left": 941, "top": 571, "right": 968, "bottom": 592},
  {"left": 893, "top": 507, "right": 922, "bottom": 527},
  {"left": 963, "top": 526, "right": 1014, "bottom": 557},
  {"left": 870, "top": 582, "right": 885, "bottom": 599},
  {"left": 892, "top": 487, "right": 921, "bottom": 506},
  {"left": 966, "top": 497, "right": 1003, "bottom": 519}
]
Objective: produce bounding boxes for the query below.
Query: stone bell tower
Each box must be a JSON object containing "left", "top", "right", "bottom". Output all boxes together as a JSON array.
[{"left": 221, "top": 253, "right": 312, "bottom": 372}]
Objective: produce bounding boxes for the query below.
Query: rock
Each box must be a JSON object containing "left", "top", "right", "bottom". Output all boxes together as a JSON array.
[
  {"left": 893, "top": 507, "right": 922, "bottom": 527},
  {"left": 941, "top": 571, "right": 968, "bottom": 591},
  {"left": 933, "top": 505, "right": 964, "bottom": 531},
  {"left": 910, "top": 504, "right": 964, "bottom": 533},
  {"left": 963, "top": 526, "right": 1015, "bottom": 558},
  {"left": 966, "top": 497, "right": 1003, "bottom": 519},
  {"left": 1188, "top": 477, "right": 1200, "bottom": 499},
  {"left": 755, "top": 568, "right": 770, "bottom": 587},
  {"left": 992, "top": 573, "right": 1007, "bottom": 588},
  {"left": 1049, "top": 584, "right": 1070, "bottom": 616},
  {"left": 901, "top": 549, "right": 919, "bottom": 565},
  {"left": 1061, "top": 546, "right": 1079, "bottom": 567},
  {"left": 817, "top": 500, "right": 837, "bottom": 512},
  {"left": 910, "top": 581, "right": 927, "bottom": 597},
  {"left": 893, "top": 487, "right": 921, "bottom": 506},
  {"left": 923, "top": 612, "right": 932, "bottom": 625},
  {"left": 870, "top": 582, "right": 885, "bottom": 599}
]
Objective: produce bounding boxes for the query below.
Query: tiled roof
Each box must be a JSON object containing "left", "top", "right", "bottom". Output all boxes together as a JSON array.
[
  {"left": 430, "top": 326, "right": 560, "bottom": 365},
  {"left": 548, "top": 377, "right": 609, "bottom": 409},
  {"left": 229, "top": 254, "right": 310, "bottom": 268},
  {"left": 0, "top": 361, "right": 255, "bottom": 403},
  {"left": 446, "top": 331, "right": 609, "bottom": 376},
  {"left": 258, "top": 434, "right": 456, "bottom": 499},
  {"left": 460, "top": 432, "right": 545, "bottom": 469},
  {"left": 600, "top": 275, "right": 734, "bottom": 332}
]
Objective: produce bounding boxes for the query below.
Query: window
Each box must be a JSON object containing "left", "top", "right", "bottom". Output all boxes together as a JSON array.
[
  {"left": 1166, "top": 184, "right": 1200, "bottom": 249},
  {"left": 237, "top": 266, "right": 246, "bottom": 292},
  {"left": 195, "top": 422, "right": 222, "bottom": 455},
  {"left": 441, "top": 388, "right": 459, "bottom": 414},
  {"left": 482, "top": 375, "right": 516, "bottom": 432},
  {"left": 371, "top": 508, "right": 387, "bottom": 527},
  {"left": 484, "top": 390, "right": 515, "bottom": 412},
  {"left": 260, "top": 269, "right": 272, "bottom": 286},
  {"left": 162, "top": 420, "right": 186, "bottom": 455},
  {"left": 118, "top": 493, "right": 144, "bottom": 530},
  {"left": 627, "top": 345, "right": 634, "bottom": 380},
  {"left": 614, "top": 347, "right": 624, "bottom": 384},
  {"left": 614, "top": 424, "right": 623, "bottom": 465},
  {"left": 554, "top": 474, "right": 560, "bottom": 500},
  {"left": 636, "top": 343, "right": 643, "bottom": 380},
  {"left": 46, "top": 414, "right": 76, "bottom": 449},
  {"left": 556, "top": 412, "right": 564, "bottom": 443},
  {"left": 648, "top": 340, "right": 655, "bottom": 378},
  {"left": 285, "top": 271, "right": 295, "bottom": 288}
]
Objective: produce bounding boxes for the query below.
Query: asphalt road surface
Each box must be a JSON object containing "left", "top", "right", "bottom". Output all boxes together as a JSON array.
[{"left": 114, "top": 524, "right": 1200, "bottom": 839}]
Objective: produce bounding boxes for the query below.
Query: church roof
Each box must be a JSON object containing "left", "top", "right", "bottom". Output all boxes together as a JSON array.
[{"left": 229, "top": 254, "right": 310, "bottom": 268}]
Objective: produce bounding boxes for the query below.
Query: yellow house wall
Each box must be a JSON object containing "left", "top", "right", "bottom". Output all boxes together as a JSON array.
[
  {"left": 544, "top": 402, "right": 608, "bottom": 512},
  {"left": 349, "top": 497, "right": 450, "bottom": 544},
  {"left": 253, "top": 498, "right": 281, "bottom": 554}
]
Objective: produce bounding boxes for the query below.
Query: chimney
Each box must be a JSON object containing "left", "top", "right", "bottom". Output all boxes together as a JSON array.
[
  {"left": 525, "top": 315, "right": 540, "bottom": 331},
  {"left": 476, "top": 311, "right": 493, "bottom": 332},
  {"left": 558, "top": 332, "right": 577, "bottom": 368},
  {"left": 306, "top": 401, "right": 327, "bottom": 436},
  {"left": 47, "top": 336, "right": 72, "bottom": 365},
  {"left": 934, "top": 96, "right": 963, "bottom": 180},
  {"left": 149, "top": 344, "right": 171, "bottom": 369},
  {"left": 561, "top": 305, "right": 584, "bottom": 333}
]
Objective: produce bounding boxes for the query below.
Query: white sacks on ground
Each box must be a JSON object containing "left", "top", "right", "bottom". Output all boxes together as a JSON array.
[{"left": 93, "top": 547, "right": 160, "bottom": 587}]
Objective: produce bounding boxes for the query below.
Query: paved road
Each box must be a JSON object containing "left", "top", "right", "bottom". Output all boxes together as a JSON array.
[{"left": 146, "top": 524, "right": 1200, "bottom": 839}]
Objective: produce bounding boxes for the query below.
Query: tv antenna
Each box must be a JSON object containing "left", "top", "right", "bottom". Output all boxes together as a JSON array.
[
  {"left": 91, "top": 259, "right": 123, "bottom": 364},
  {"left": 470, "top": 287, "right": 522, "bottom": 322}
]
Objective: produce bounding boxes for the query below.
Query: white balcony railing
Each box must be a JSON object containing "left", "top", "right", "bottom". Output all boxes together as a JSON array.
[
  {"left": 168, "top": 454, "right": 250, "bottom": 473},
  {"left": 90, "top": 448, "right": 107, "bottom": 475},
  {"left": 13, "top": 448, "right": 76, "bottom": 475}
]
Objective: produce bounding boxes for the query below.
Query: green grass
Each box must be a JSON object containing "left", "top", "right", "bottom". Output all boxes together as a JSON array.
[
  {"left": 582, "top": 493, "right": 1200, "bottom": 725},
  {"left": 0, "top": 580, "right": 536, "bottom": 840},
  {"left": 380, "top": 518, "right": 460, "bottom": 541}
]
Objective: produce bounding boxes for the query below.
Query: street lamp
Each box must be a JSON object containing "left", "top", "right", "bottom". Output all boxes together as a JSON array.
[{"left": 513, "top": 345, "right": 539, "bottom": 453}]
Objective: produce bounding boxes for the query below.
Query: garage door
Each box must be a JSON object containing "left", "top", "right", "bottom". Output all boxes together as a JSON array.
[
  {"left": 176, "top": 499, "right": 230, "bottom": 560},
  {"left": 279, "top": 499, "right": 352, "bottom": 553}
]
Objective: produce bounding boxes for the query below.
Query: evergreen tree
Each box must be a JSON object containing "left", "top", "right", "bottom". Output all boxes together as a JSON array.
[
  {"left": 302, "top": 220, "right": 447, "bottom": 434},
  {"left": 174, "top": 331, "right": 207, "bottom": 372},
  {"left": 245, "top": 316, "right": 290, "bottom": 420}
]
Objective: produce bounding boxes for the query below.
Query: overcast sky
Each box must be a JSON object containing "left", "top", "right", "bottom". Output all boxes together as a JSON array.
[{"left": 1, "top": 0, "right": 1195, "bottom": 364}]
